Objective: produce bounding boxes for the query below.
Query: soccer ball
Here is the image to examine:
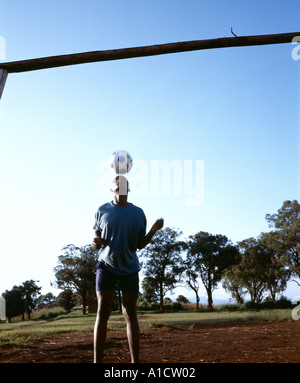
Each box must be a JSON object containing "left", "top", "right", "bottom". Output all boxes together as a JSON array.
[{"left": 109, "top": 150, "right": 133, "bottom": 174}]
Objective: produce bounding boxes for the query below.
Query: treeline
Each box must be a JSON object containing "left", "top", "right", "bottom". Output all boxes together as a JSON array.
[
  {"left": 2, "top": 280, "right": 41, "bottom": 322},
  {"left": 2, "top": 200, "right": 299, "bottom": 319},
  {"left": 2, "top": 281, "right": 78, "bottom": 322},
  {"left": 139, "top": 200, "right": 299, "bottom": 311}
]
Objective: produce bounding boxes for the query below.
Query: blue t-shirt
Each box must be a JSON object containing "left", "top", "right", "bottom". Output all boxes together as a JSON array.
[{"left": 93, "top": 202, "right": 147, "bottom": 275}]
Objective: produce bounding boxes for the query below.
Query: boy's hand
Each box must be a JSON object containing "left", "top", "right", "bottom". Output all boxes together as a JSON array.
[
  {"left": 151, "top": 218, "right": 164, "bottom": 233},
  {"left": 92, "top": 237, "right": 103, "bottom": 250}
]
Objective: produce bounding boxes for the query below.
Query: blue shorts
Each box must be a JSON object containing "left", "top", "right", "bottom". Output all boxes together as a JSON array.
[{"left": 95, "top": 261, "right": 139, "bottom": 294}]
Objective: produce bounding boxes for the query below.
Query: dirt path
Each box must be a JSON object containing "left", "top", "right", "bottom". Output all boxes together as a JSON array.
[{"left": 0, "top": 321, "right": 299, "bottom": 363}]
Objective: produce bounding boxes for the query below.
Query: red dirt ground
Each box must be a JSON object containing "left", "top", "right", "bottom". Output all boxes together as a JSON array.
[{"left": 0, "top": 321, "right": 299, "bottom": 363}]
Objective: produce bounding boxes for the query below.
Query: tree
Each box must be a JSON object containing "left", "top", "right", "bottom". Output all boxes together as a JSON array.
[
  {"left": 258, "top": 232, "right": 290, "bottom": 300},
  {"left": 223, "top": 233, "right": 290, "bottom": 303},
  {"left": 176, "top": 295, "right": 189, "bottom": 304},
  {"left": 20, "top": 280, "right": 41, "bottom": 320},
  {"left": 57, "top": 289, "right": 76, "bottom": 313},
  {"left": 139, "top": 276, "right": 159, "bottom": 305},
  {"left": 222, "top": 264, "right": 247, "bottom": 304},
  {"left": 237, "top": 238, "right": 269, "bottom": 303},
  {"left": 140, "top": 227, "right": 185, "bottom": 311},
  {"left": 184, "top": 266, "right": 201, "bottom": 309},
  {"left": 137, "top": 277, "right": 159, "bottom": 310},
  {"left": 53, "top": 244, "right": 98, "bottom": 314},
  {"left": 2, "top": 281, "right": 41, "bottom": 321},
  {"left": 187, "top": 232, "right": 240, "bottom": 310},
  {"left": 36, "top": 292, "right": 57, "bottom": 307},
  {"left": 44, "top": 292, "right": 56, "bottom": 304},
  {"left": 2, "top": 286, "right": 24, "bottom": 322},
  {"left": 265, "top": 200, "right": 300, "bottom": 285}
]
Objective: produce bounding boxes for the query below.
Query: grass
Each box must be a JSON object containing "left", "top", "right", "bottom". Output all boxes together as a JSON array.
[
  {"left": 137, "top": 309, "right": 293, "bottom": 328},
  {"left": 0, "top": 308, "right": 294, "bottom": 349}
]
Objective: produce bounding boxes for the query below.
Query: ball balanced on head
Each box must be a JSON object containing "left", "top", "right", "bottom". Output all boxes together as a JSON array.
[{"left": 109, "top": 150, "right": 133, "bottom": 175}]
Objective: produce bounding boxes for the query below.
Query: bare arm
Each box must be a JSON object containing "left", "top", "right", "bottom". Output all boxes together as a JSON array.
[{"left": 138, "top": 218, "right": 164, "bottom": 249}]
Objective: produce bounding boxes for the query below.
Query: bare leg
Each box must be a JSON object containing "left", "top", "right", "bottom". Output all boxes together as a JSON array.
[
  {"left": 93, "top": 289, "right": 114, "bottom": 363},
  {"left": 121, "top": 292, "right": 140, "bottom": 363}
]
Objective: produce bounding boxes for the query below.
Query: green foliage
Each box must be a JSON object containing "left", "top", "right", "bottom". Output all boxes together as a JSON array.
[
  {"left": 236, "top": 238, "right": 270, "bottom": 303},
  {"left": 186, "top": 231, "right": 240, "bottom": 310},
  {"left": 53, "top": 244, "right": 98, "bottom": 314},
  {"left": 217, "top": 297, "right": 293, "bottom": 312},
  {"left": 137, "top": 300, "right": 149, "bottom": 311},
  {"left": 164, "top": 302, "right": 183, "bottom": 311},
  {"left": 32, "top": 307, "right": 67, "bottom": 320},
  {"left": 36, "top": 292, "right": 56, "bottom": 306},
  {"left": 2, "top": 287, "right": 24, "bottom": 321},
  {"left": 222, "top": 200, "right": 300, "bottom": 303},
  {"left": 2, "top": 280, "right": 41, "bottom": 321},
  {"left": 176, "top": 295, "right": 189, "bottom": 304},
  {"left": 217, "top": 303, "right": 245, "bottom": 312},
  {"left": 244, "top": 297, "right": 293, "bottom": 310},
  {"left": 150, "top": 302, "right": 160, "bottom": 311},
  {"left": 57, "top": 290, "right": 76, "bottom": 313},
  {"left": 139, "top": 277, "right": 159, "bottom": 305},
  {"left": 222, "top": 265, "right": 247, "bottom": 304},
  {"left": 265, "top": 200, "right": 300, "bottom": 284},
  {"left": 20, "top": 280, "right": 42, "bottom": 320},
  {"left": 139, "top": 227, "right": 186, "bottom": 311},
  {"left": 137, "top": 300, "right": 183, "bottom": 312}
]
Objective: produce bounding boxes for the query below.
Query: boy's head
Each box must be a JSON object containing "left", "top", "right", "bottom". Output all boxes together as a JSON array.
[{"left": 110, "top": 176, "right": 130, "bottom": 195}]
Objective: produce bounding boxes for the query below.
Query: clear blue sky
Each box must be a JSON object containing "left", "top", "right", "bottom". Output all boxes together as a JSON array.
[{"left": 0, "top": 0, "right": 299, "bottom": 301}]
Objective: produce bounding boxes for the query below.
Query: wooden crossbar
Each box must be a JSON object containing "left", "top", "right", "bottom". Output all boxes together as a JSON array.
[
  {"left": 0, "top": 32, "right": 299, "bottom": 74},
  {"left": 0, "top": 32, "right": 298, "bottom": 100}
]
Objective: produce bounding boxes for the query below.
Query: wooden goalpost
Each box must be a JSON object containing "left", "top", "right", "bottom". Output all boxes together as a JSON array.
[{"left": 0, "top": 32, "right": 299, "bottom": 100}]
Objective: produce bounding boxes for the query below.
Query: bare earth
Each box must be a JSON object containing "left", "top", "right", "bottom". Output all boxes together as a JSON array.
[{"left": 0, "top": 321, "right": 299, "bottom": 363}]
